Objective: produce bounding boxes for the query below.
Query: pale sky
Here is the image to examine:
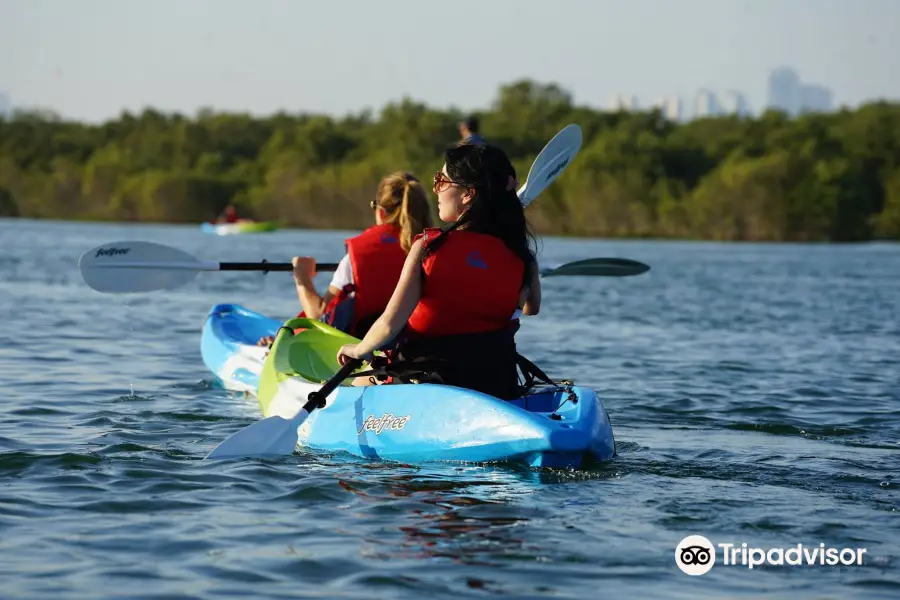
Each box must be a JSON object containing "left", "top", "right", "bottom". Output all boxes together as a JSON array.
[{"left": 1, "top": 0, "right": 898, "bottom": 123}]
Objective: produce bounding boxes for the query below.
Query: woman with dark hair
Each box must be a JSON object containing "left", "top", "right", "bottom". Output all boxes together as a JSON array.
[{"left": 336, "top": 143, "right": 542, "bottom": 399}]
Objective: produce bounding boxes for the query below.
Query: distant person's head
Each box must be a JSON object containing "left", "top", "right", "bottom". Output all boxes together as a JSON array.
[
  {"left": 431, "top": 143, "right": 536, "bottom": 284},
  {"left": 371, "top": 171, "right": 433, "bottom": 252},
  {"left": 458, "top": 115, "right": 479, "bottom": 139},
  {"left": 225, "top": 205, "right": 236, "bottom": 215}
]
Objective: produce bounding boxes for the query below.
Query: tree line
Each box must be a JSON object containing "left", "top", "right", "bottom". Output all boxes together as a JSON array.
[{"left": 1, "top": 79, "right": 898, "bottom": 241}]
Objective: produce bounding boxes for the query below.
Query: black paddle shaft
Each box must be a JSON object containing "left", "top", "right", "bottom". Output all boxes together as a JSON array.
[
  {"left": 218, "top": 261, "right": 340, "bottom": 273},
  {"left": 307, "top": 358, "right": 364, "bottom": 408}
]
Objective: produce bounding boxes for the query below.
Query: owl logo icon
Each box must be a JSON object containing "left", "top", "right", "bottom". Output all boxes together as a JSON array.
[{"left": 676, "top": 535, "right": 716, "bottom": 575}]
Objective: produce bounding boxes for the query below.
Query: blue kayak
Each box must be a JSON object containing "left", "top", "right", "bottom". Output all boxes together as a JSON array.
[
  {"left": 200, "top": 303, "right": 280, "bottom": 393},
  {"left": 201, "top": 305, "right": 617, "bottom": 469}
]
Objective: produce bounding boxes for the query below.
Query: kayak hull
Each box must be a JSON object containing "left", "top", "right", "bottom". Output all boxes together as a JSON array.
[
  {"left": 265, "top": 375, "right": 616, "bottom": 469},
  {"left": 201, "top": 305, "right": 617, "bottom": 468},
  {"left": 200, "top": 303, "right": 279, "bottom": 393},
  {"left": 201, "top": 221, "right": 279, "bottom": 235}
]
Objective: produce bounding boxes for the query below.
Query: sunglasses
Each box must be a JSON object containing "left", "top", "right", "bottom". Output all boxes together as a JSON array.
[{"left": 433, "top": 171, "right": 465, "bottom": 194}]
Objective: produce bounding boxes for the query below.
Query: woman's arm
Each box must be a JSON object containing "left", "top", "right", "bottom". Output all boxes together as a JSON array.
[
  {"left": 293, "top": 254, "right": 357, "bottom": 318},
  {"left": 520, "top": 261, "right": 541, "bottom": 316},
  {"left": 295, "top": 285, "right": 338, "bottom": 319},
  {"left": 291, "top": 257, "right": 332, "bottom": 318},
  {"left": 338, "top": 239, "right": 426, "bottom": 362}
]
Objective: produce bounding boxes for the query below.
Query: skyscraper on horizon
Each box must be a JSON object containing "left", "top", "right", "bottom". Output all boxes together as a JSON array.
[
  {"left": 767, "top": 67, "right": 834, "bottom": 115},
  {"left": 767, "top": 66, "right": 800, "bottom": 114},
  {"left": 651, "top": 96, "right": 683, "bottom": 121},
  {"left": 798, "top": 84, "right": 834, "bottom": 114},
  {"left": 693, "top": 89, "right": 720, "bottom": 118},
  {"left": 608, "top": 94, "right": 639, "bottom": 112},
  {"left": 720, "top": 90, "right": 751, "bottom": 116}
]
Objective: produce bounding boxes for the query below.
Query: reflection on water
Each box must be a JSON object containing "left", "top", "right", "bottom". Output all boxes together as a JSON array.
[
  {"left": 333, "top": 463, "right": 621, "bottom": 568},
  {"left": 340, "top": 473, "right": 532, "bottom": 566}
]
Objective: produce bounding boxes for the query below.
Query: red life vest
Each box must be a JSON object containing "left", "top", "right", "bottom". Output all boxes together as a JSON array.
[
  {"left": 406, "top": 228, "right": 524, "bottom": 338},
  {"left": 311, "top": 223, "right": 406, "bottom": 337}
]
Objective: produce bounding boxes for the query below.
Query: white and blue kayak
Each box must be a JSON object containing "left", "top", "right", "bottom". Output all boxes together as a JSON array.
[
  {"left": 200, "top": 303, "right": 281, "bottom": 393},
  {"left": 200, "top": 303, "right": 616, "bottom": 469}
]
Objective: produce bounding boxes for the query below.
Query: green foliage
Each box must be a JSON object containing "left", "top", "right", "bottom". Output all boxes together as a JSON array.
[
  {"left": 2, "top": 80, "right": 899, "bottom": 241},
  {"left": 872, "top": 169, "right": 900, "bottom": 239}
]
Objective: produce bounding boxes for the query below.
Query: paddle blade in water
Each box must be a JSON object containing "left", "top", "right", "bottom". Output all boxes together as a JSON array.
[
  {"left": 518, "top": 124, "right": 583, "bottom": 207},
  {"left": 542, "top": 258, "right": 650, "bottom": 277},
  {"left": 78, "top": 240, "right": 217, "bottom": 293},
  {"left": 204, "top": 410, "right": 310, "bottom": 459}
]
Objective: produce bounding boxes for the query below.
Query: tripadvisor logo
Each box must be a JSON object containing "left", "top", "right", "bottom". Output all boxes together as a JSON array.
[
  {"left": 675, "top": 535, "right": 868, "bottom": 575},
  {"left": 676, "top": 535, "right": 716, "bottom": 576}
]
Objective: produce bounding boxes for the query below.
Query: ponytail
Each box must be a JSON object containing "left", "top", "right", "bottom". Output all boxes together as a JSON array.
[{"left": 375, "top": 171, "right": 433, "bottom": 253}]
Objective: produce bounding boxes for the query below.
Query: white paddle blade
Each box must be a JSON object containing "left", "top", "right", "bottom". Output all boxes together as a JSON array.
[
  {"left": 518, "top": 124, "right": 583, "bottom": 207},
  {"left": 204, "top": 410, "right": 310, "bottom": 460},
  {"left": 78, "top": 241, "right": 216, "bottom": 293}
]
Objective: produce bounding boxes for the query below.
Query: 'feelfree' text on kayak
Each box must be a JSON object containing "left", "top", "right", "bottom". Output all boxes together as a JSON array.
[{"left": 357, "top": 413, "right": 411, "bottom": 435}]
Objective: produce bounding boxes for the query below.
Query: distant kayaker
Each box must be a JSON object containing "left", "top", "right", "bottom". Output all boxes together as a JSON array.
[
  {"left": 458, "top": 115, "right": 488, "bottom": 146},
  {"left": 216, "top": 204, "right": 241, "bottom": 224},
  {"left": 257, "top": 172, "right": 432, "bottom": 345},
  {"left": 336, "top": 143, "right": 543, "bottom": 400}
]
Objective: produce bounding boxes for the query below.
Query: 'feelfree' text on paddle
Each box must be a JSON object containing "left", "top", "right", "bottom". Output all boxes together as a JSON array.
[
  {"left": 545, "top": 157, "right": 570, "bottom": 183},
  {"left": 95, "top": 247, "right": 131, "bottom": 258}
]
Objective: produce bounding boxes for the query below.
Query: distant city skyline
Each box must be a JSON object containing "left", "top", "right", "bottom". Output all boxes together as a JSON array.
[
  {"left": 1, "top": 1, "right": 899, "bottom": 123},
  {"left": 0, "top": 66, "right": 851, "bottom": 123},
  {"left": 608, "top": 66, "right": 834, "bottom": 121}
]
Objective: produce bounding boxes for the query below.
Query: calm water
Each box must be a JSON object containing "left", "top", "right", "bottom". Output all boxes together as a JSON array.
[{"left": 1, "top": 218, "right": 898, "bottom": 599}]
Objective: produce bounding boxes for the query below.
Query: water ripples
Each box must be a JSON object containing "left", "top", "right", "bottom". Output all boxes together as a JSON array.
[{"left": 1, "top": 219, "right": 898, "bottom": 598}]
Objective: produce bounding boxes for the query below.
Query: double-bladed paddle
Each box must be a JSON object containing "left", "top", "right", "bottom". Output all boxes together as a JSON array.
[
  {"left": 77, "top": 241, "right": 650, "bottom": 294},
  {"left": 80, "top": 124, "right": 589, "bottom": 294}
]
